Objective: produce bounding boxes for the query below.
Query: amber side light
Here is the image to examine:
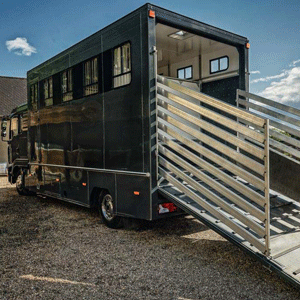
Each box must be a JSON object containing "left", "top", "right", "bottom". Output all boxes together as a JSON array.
[
  {"left": 246, "top": 43, "right": 250, "bottom": 49},
  {"left": 134, "top": 191, "right": 140, "bottom": 196},
  {"left": 149, "top": 10, "right": 155, "bottom": 18}
]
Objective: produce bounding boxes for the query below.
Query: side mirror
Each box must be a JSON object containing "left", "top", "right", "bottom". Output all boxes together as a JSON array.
[{"left": 1, "top": 119, "right": 8, "bottom": 140}]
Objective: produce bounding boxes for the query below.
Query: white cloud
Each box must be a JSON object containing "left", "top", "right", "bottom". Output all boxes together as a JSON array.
[
  {"left": 251, "top": 72, "right": 287, "bottom": 84},
  {"left": 6, "top": 37, "right": 37, "bottom": 56},
  {"left": 251, "top": 70, "right": 260, "bottom": 74},
  {"left": 260, "top": 67, "right": 300, "bottom": 103},
  {"left": 290, "top": 59, "right": 300, "bottom": 67}
]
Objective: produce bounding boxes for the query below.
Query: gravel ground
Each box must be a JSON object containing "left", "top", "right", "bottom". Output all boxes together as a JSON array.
[
  {"left": 0, "top": 176, "right": 11, "bottom": 189},
  {"left": 1, "top": 177, "right": 300, "bottom": 300}
]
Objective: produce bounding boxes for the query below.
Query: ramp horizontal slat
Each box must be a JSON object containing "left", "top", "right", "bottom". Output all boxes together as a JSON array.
[
  {"left": 159, "top": 144, "right": 266, "bottom": 221},
  {"left": 158, "top": 101, "right": 265, "bottom": 160},
  {"left": 158, "top": 167, "right": 266, "bottom": 253},
  {"left": 238, "top": 89, "right": 300, "bottom": 118},
  {"left": 268, "top": 119, "right": 300, "bottom": 140},
  {"left": 157, "top": 76, "right": 265, "bottom": 127},
  {"left": 157, "top": 126, "right": 265, "bottom": 191},
  {"left": 269, "top": 139, "right": 300, "bottom": 160},
  {"left": 237, "top": 101, "right": 300, "bottom": 140},
  {"left": 269, "top": 129, "right": 300, "bottom": 149},
  {"left": 158, "top": 132, "right": 266, "bottom": 207},
  {"left": 238, "top": 98, "right": 300, "bottom": 129},
  {"left": 157, "top": 92, "right": 265, "bottom": 143},
  {"left": 237, "top": 90, "right": 300, "bottom": 161},
  {"left": 158, "top": 115, "right": 265, "bottom": 176}
]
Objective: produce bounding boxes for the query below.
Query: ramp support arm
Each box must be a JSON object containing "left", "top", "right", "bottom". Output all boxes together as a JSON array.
[{"left": 264, "top": 119, "right": 270, "bottom": 256}]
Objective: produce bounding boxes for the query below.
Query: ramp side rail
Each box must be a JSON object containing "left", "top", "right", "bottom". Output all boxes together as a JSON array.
[
  {"left": 157, "top": 75, "right": 271, "bottom": 255},
  {"left": 237, "top": 90, "right": 300, "bottom": 160}
]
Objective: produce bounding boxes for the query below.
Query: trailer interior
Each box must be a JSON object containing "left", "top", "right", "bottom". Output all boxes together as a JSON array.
[{"left": 155, "top": 23, "right": 240, "bottom": 103}]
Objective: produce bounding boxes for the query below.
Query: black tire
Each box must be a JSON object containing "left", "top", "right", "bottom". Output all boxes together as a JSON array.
[
  {"left": 98, "top": 190, "right": 122, "bottom": 229},
  {"left": 16, "top": 170, "right": 28, "bottom": 196}
]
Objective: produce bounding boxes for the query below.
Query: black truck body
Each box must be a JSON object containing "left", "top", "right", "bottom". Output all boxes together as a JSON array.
[{"left": 23, "top": 3, "right": 248, "bottom": 220}]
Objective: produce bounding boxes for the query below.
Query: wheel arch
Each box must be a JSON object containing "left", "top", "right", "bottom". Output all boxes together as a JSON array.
[
  {"left": 89, "top": 187, "right": 110, "bottom": 209},
  {"left": 88, "top": 172, "right": 116, "bottom": 208}
]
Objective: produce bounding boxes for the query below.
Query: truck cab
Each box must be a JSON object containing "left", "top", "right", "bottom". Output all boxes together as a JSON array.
[{"left": 1, "top": 103, "right": 28, "bottom": 188}]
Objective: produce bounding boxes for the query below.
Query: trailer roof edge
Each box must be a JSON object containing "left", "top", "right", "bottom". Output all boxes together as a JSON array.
[{"left": 148, "top": 3, "right": 248, "bottom": 47}]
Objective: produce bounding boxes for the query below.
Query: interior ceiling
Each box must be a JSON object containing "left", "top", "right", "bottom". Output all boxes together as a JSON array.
[{"left": 156, "top": 23, "right": 231, "bottom": 66}]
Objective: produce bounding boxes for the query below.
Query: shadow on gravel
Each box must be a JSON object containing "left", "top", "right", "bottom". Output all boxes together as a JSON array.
[
  {"left": 122, "top": 215, "right": 209, "bottom": 236},
  {"left": 2, "top": 188, "right": 209, "bottom": 235}
]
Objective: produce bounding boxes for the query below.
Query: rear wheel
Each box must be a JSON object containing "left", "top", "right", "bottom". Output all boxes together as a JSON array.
[{"left": 98, "top": 190, "right": 122, "bottom": 228}]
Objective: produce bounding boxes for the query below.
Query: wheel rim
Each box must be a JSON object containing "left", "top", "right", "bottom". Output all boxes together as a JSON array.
[
  {"left": 101, "top": 194, "right": 115, "bottom": 222},
  {"left": 16, "top": 174, "right": 23, "bottom": 191}
]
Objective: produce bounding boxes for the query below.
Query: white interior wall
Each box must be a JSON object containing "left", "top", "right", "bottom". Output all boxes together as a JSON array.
[
  {"left": 169, "top": 56, "right": 200, "bottom": 80},
  {"left": 157, "top": 47, "right": 238, "bottom": 81},
  {"left": 157, "top": 65, "right": 168, "bottom": 76},
  {"left": 157, "top": 56, "right": 200, "bottom": 80},
  {"left": 201, "top": 47, "right": 239, "bottom": 79},
  {"left": 156, "top": 23, "right": 239, "bottom": 82}
]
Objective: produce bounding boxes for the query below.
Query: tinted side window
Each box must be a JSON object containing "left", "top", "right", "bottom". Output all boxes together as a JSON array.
[
  {"left": 21, "top": 113, "right": 28, "bottom": 132},
  {"left": 30, "top": 83, "right": 38, "bottom": 110},
  {"left": 113, "top": 42, "right": 131, "bottom": 88},
  {"left": 62, "top": 68, "right": 73, "bottom": 102},
  {"left": 10, "top": 117, "right": 18, "bottom": 138},
  {"left": 83, "top": 57, "right": 98, "bottom": 96},
  {"left": 44, "top": 77, "right": 53, "bottom": 106}
]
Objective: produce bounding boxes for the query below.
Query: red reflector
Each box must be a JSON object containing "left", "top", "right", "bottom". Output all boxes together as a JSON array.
[
  {"left": 149, "top": 10, "right": 155, "bottom": 18},
  {"left": 158, "top": 203, "right": 177, "bottom": 214},
  {"left": 82, "top": 183, "right": 87, "bottom": 186},
  {"left": 246, "top": 43, "right": 250, "bottom": 49},
  {"left": 134, "top": 191, "right": 140, "bottom": 196}
]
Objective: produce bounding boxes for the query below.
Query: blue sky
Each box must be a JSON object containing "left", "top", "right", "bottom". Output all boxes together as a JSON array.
[{"left": 1, "top": 0, "right": 299, "bottom": 105}]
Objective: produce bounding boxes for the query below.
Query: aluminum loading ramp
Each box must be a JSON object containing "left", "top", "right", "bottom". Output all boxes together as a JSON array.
[{"left": 155, "top": 75, "right": 300, "bottom": 289}]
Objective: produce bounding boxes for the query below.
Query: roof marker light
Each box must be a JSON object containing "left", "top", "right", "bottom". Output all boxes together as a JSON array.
[{"left": 149, "top": 10, "right": 155, "bottom": 18}]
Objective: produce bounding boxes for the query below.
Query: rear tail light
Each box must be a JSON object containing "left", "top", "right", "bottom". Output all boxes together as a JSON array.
[{"left": 158, "top": 203, "right": 177, "bottom": 214}]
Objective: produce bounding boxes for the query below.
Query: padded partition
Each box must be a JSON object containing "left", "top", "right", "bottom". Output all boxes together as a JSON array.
[{"left": 270, "top": 150, "right": 300, "bottom": 202}]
